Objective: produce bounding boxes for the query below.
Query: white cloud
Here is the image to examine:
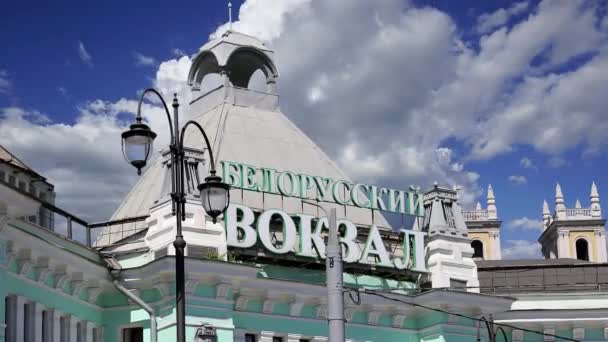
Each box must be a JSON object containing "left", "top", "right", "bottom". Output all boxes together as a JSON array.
[
  {"left": 508, "top": 217, "right": 543, "bottom": 231},
  {"left": 548, "top": 156, "right": 567, "bottom": 168},
  {"left": 508, "top": 175, "right": 527, "bottom": 185},
  {"left": 133, "top": 52, "right": 156, "bottom": 66},
  {"left": 77, "top": 41, "right": 93, "bottom": 66},
  {"left": 172, "top": 48, "right": 186, "bottom": 57},
  {"left": 520, "top": 157, "right": 535, "bottom": 169},
  {"left": 502, "top": 240, "right": 542, "bottom": 259},
  {"left": 477, "top": 1, "right": 529, "bottom": 34}
]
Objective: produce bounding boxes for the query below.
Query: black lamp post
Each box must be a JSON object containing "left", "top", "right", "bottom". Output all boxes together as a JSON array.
[
  {"left": 121, "top": 88, "right": 230, "bottom": 342},
  {"left": 477, "top": 315, "right": 508, "bottom": 342}
]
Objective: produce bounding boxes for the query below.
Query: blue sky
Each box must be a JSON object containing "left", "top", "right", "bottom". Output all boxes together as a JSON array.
[{"left": 1, "top": 0, "right": 607, "bottom": 258}]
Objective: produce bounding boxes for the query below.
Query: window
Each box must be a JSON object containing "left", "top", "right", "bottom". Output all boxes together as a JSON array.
[
  {"left": 4, "top": 296, "right": 16, "bottom": 342},
  {"left": 0, "top": 169, "right": 5, "bottom": 182},
  {"left": 471, "top": 240, "right": 484, "bottom": 259},
  {"left": 122, "top": 327, "right": 144, "bottom": 342},
  {"left": 450, "top": 278, "right": 467, "bottom": 290},
  {"left": 273, "top": 337, "right": 283, "bottom": 342},
  {"left": 8, "top": 175, "right": 15, "bottom": 186},
  {"left": 245, "top": 334, "right": 257, "bottom": 342},
  {"left": 24, "top": 302, "right": 33, "bottom": 342},
  {"left": 576, "top": 239, "right": 590, "bottom": 261},
  {"left": 19, "top": 180, "right": 26, "bottom": 191},
  {"left": 77, "top": 321, "right": 85, "bottom": 342},
  {"left": 92, "top": 327, "right": 100, "bottom": 342}
]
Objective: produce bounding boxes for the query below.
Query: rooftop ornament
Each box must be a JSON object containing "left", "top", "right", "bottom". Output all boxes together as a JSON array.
[{"left": 120, "top": 88, "right": 230, "bottom": 342}]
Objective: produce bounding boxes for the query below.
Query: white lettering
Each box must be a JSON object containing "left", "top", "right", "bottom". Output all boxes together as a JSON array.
[
  {"left": 225, "top": 204, "right": 256, "bottom": 248},
  {"left": 360, "top": 225, "right": 392, "bottom": 267},
  {"left": 257, "top": 209, "right": 297, "bottom": 254}
]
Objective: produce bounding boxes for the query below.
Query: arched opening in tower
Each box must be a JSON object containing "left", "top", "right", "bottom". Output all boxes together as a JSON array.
[
  {"left": 576, "top": 239, "right": 590, "bottom": 261},
  {"left": 471, "top": 240, "right": 484, "bottom": 259}
]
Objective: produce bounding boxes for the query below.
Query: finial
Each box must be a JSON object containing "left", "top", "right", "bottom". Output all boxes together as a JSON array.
[
  {"left": 575, "top": 198, "right": 582, "bottom": 209},
  {"left": 476, "top": 201, "right": 482, "bottom": 210},
  {"left": 228, "top": 2, "right": 233, "bottom": 31},
  {"left": 487, "top": 184, "right": 497, "bottom": 219},
  {"left": 591, "top": 181, "right": 599, "bottom": 198},
  {"left": 555, "top": 182, "right": 564, "bottom": 199},
  {"left": 542, "top": 199, "right": 550, "bottom": 215},
  {"left": 487, "top": 184, "right": 495, "bottom": 199}
]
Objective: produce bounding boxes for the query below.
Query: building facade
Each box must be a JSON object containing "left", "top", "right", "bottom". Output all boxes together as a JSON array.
[{"left": 2, "top": 30, "right": 608, "bottom": 342}]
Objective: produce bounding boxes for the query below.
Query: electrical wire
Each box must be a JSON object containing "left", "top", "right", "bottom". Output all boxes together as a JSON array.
[{"left": 360, "top": 289, "right": 579, "bottom": 342}]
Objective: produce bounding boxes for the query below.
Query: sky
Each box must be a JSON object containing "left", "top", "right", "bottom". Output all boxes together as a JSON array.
[{"left": 1, "top": 0, "right": 607, "bottom": 259}]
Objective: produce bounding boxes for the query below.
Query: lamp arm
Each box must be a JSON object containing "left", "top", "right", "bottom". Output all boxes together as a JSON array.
[
  {"left": 495, "top": 326, "right": 508, "bottom": 342},
  {"left": 179, "top": 120, "right": 217, "bottom": 173},
  {"left": 137, "top": 88, "right": 175, "bottom": 143}
]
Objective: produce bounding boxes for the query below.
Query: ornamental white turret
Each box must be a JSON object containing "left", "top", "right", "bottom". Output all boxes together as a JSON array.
[
  {"left": 590, "top": 181, "right": 601, "bottom": 217},
  {"left": 487, "top": 184, "right": 497, "bottom": 219},
  {"left": 575, "top": 198, "right": 582, "bottom": 209},
  {"left": 542, "top": 199, "right": 551, "bottom": 230},
  {"left": 475, "top": 202, "right": 482, "bottom": 210},
  {"left": 555, "top": 183, "right": 566, "bottom": 219}
]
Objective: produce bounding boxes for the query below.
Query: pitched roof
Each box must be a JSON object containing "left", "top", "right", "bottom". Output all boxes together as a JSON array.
[{"left": 0, "top": 144, "right": 45, "bottom": 180}]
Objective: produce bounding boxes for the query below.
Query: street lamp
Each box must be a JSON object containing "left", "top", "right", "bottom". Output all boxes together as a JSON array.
[
  {"left": 477, "top": 315, "right": 507, "bottom": 342},
  {"left": 121, "top": 88, "right": 230, "bottom": 342}
]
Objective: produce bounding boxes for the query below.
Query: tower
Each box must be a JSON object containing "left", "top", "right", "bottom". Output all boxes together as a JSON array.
[
  {"left": 423, "top": 185, "right": 480, "bottom": 292},
  {"left": 462, "top": 185, "right": 502, "bottom": 260},
  {"left": 538, "top": 182, "right": 607, "bottom": 262},
  {"left": 97, "top": 29, "right": 389, "bottom": 254}
]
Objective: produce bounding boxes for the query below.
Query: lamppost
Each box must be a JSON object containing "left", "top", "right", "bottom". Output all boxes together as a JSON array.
[
  {"left": 121, "top": 88, "right": 230, "bottom": 342},
  {"left": 303, "top": 201, "right": 344, "bottom": 342},
  {"left": 477, "top": 315, "right": 507, "bottom": 342}
]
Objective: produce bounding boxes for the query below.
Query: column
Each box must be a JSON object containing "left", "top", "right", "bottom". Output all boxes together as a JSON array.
[
  {"left": 16, "top": 296, "right": 26, "bottom": 342},
  {"left": 69, "top": 316, "right": 78, "bottom": 342},
  {"left": 287, "top": 334, "right": 303, "bottom": 342},
  {"left": 259, "top": 331, "right": 275, "bottom": 342},
  {"left": 490, "top": 231, "right": 502, "bottom": 260},
  {"left": 595, "top": 230, "right": 607, "bottom": 262},
  {"left": 51, "top": 310, "right": 62, "bottom": 342},
  {"left": 33, "top": 302, "right": 45, "bottom": 342},
  {"left": 85, "top": 322, "right": 95, "bottom": 342},
  {"left": 557, "top": 231, "right": 570, "bottom": 258}
]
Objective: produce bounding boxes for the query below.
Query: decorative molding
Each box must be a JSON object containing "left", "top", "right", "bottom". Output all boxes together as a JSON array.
[
  {"left": 215, "top": 282, "right": 232, "bottom": 299},
  {"left": 543, "top": 328, "right": 555, "bottom": 341},
  {"left": 312, "top": 337, "right": 328, "bottom": 342},
  {"left": 259, "top": 331, "right": 275, "bottom": 342},
  {"left": 289, "top": 301, "right": 305, "bottom": 317},
  {"left": 19, "top": 260, "right": 32, "bottom": 275},
  {"left": 368, "top": 310, "right": 382, "bottom": 325},
  {"left": 185, "top": 279, "right": 199, "bottom": 294},
  {"left": 344, "top": 307, "right": 357, "bottom": 321},
  {"left": 287, "top": 333, "right": 303, "bottom": 342},
  {"left": 392, "top": 314, "right": 407, "bottom": 328},
  {"left": 154, "top": 282, "right": 171, "bottom": 297},
  {"left": 235, "top": 296, "right": 248, "bottom": 311},
  {"left": 316, "top": 304, "right": 327, "bottom": 319},
  {"left": 87, "top": 287, "right": 103, "bottom": 304},
  {"left": 55, "top": 273, "right": 71, "bottom": 289},
  {"left": 512, "top": 329, "right": 523, "bottom": 342},
  {"left": 71, "top": 280, "right": 87, "bottom": 297},
  {"left": 262, "top": 299, "right": 274, "bottom": 314}
]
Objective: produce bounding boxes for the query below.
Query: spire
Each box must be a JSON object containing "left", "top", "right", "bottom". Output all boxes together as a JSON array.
[
  {"left": 555, "top": 182, "right": 566, "bottom": 219},
  {"left": 487, "top": 184, "right": 497, "bottom": 219},
  {"left": 575, "top": 198, "right": 582, "bottom": 209},
  {"left": 591, "top": 181, "right": 602, "bottom": 217},
  {"left": 228, "top": 2, "right": 233, "bottom": 30},
  {"left": 542, "top": 199, "right": 552, "bottom": 230},
  {"left": 475, "top": 201, "right": 482, "bottom": 210}
]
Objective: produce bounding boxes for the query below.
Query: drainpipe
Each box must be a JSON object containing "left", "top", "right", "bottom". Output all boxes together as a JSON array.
[{"left": 113, "top": 280, "right": 157, "bottom": 342}]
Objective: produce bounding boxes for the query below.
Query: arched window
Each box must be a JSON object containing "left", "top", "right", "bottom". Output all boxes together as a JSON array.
[
  {"left": 576, "top": 239, "right": 590, "bottom": 261},
  {"left": 471, "top": 240, "right": 484, "bottom": 259}
]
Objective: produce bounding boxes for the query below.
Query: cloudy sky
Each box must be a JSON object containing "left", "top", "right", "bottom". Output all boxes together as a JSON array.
[{"left": 1, "top": 0, "right": 607, "bottom": 258}]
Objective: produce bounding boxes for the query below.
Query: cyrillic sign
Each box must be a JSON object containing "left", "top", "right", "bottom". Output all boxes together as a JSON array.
[
  {"left": 221, "top": 161, "right": 424, "bottom": 217},
  {"left": 225, "top": 204, "right": 427, "bottom": 272}
]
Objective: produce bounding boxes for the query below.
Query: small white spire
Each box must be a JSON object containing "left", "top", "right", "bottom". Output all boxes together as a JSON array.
[
  {"left": 543, "top": 199, "right": 550, "bottom": 215},
  {"left": 475, "top": 201, "right": 482, "bottom": 210},
  {"left": 542, "top": 199, "right": 551, "bottom": 230},
  {"left": 575, "top": 198, "right": 582, "bottom": 209},
  {"left": 487, "top": 184, "right": 497, "bottom": 219},
  {"left": 555, "top": 182, "right": 566, "bottom": 219},
  {"left": 591, "top": 181, "right": 602, "bottom": 217},
  {"left": 228, "top": 2, "right": 233, "bottom": 30}
]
